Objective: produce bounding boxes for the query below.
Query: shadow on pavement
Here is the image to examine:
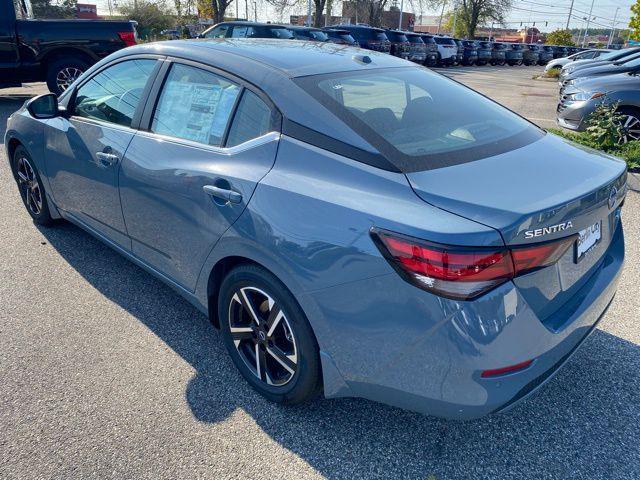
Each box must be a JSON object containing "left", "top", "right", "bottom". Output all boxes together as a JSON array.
[{"left": 36, "top": 220, "right": 640, "bottom": 479}]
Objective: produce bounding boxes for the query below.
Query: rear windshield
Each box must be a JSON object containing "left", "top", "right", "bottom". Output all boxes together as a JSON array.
[
  {"left": 370, "top": 30, "right": 388, "bottom": 41},
  {"left": 406, "top": 35, "right": 424, "bottom": 44},
  {"left": 421, "top": 36, "right": 436, "bottom": 44},
  {"left": 463, "top": 41, "right": 476, "bottom": 47},
  {"left": 434, "top": 37, "right": 455, "bottom": 45},
  {"left": 338, "top": 33, "right": 356, "bottom": 42},
  {"left": 494, "top": 43, "right": 506, "bottom": 50},
  {"left": 308, "top": 30, "right": 328, "bottom": 41},
  {"left": 543, "top": 46, "right": 554, "bottom": 52},
  {"left": 386, "top": 32, "right": 408, "bottom": 42},
  {"left": 478, "top": 42, "right": 490, "bottom": 48},
  {"left": 267, "top": 27, "right": 294, "bottom": 39},
  {"left": 295, "top": 67, "right": 542, "bottom": 171}
]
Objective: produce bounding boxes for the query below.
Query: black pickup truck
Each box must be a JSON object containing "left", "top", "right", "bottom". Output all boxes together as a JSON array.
[{"left": 1, "top": 0, "right": 137, "bottom": 94}]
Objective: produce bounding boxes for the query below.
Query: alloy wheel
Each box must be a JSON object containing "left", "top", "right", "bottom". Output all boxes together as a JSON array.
[
  {"left": 619, "top": 114, "right": 640, "bottom": 144},
  {"left": 228, "top": 286, "right": 298, "bottom": 387},
  {"left": 16, "top": 156, "right": 43, "bottom": 216},
  {"left": 56, "top": 67, "right": 83, "bottom": 92}
]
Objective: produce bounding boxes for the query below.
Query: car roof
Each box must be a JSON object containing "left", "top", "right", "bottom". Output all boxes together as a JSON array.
[
  {"left": 287, "top": 25, "right": 322, "bottom": 31},
  {"left": 216, "top": 21, "right": 288, "bottom": 27}
]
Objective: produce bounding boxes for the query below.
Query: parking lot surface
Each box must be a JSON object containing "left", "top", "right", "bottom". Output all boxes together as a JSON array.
[{"left": 1, "top": 68, "right": 639, "bottom": 479}]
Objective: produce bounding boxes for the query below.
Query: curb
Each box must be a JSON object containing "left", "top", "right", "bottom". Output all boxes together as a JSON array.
[{"left": 628, "top": 172, "right": 640, "bottom": 193}]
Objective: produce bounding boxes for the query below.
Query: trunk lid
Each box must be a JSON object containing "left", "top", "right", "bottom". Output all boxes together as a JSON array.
[{"left": 406, "top": 133, "right": 627, "bottom": 326}]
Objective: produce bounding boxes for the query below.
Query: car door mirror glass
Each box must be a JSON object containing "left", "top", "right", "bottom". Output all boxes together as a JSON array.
[{"left": 27, "top": 93, "right": 60, "bottom": 119}]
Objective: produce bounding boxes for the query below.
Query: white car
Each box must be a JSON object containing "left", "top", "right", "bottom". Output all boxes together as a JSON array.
[
  {"left": 544, "top": 49, "right": 611, "bottom": 72},
  {"left": 433, "top": 36, "right": 458, "bottom": 65}
]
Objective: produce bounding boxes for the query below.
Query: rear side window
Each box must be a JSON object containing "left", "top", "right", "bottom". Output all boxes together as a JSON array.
[
  {"left": 226, "top": 90, "right": 274, "bottom": 147},
  {"left": 74, "top": 59, "right": 156, "bottom": 127},
  {"left": 434, "top": 37, "right": 454, "bottom": 45},
  {"left": 151, "top": 64, "right": 240, "bottom": 146},
  {"left": 268, "top": 27, "right": 294, "bottom": 39},
  {"left": 296, "top": 67, "right": 542, "bottom": 171}
]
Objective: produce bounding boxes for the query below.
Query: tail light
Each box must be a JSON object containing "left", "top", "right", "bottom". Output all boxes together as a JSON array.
[
  {"left": 117, "top": 31, "right": 137, "bottom": 47},
  {"left": 371, "top": 228, "right": 575, "bottom": 300}
]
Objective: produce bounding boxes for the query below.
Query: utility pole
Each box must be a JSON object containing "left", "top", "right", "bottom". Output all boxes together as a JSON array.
[
  {"left": 582, "top": 0, "right": 594, "bottom": 48},
  {"left": 245, "top": 0, "right": 248, "bottom": 21},
  {"left": 235, "top": 0, "right": 238, "bottom": 19},
  {"left": 607, "top": 7, "right": 619, "bottom": 48},
  {"left": 565, "top": 0, "right": 574, "bottom": 30},
  {"left": 398, "top": 0, "right": 403, "bottom": 30},
  {"left": 254, "top": 0, "right": 257, "bottom": 22},
  {"left": 306, "top": 0, "right": 312, "bottom": 25}
]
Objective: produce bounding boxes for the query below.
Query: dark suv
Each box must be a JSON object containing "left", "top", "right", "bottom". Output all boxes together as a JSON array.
[
  {"left": 404, "top": 32, "right": 427, "bottom": 64},
  {"left": 539, "top": 45, "right": 555, "bottom": 65},
  {"left": 384, "top": 29, "right": 410, "bottom": 59},
  {"left": 323, "top": 28, "right": 358, "bottom": 45},
  {"left": 523, "top": 44, "right": 540, "bottom": 66},
  {"left": 458, "top": 40, "right": 478, "bottom": 66},
  {"left": 491, "top": 42, "right": 507, "bottom": 66},
  {"left": 453, "top": 39, "right": 464, "bottom": 65},
  {"left": 287, "top": 25, "right": 329, "bottom": 42},
  {"left": 506, "top": 43, "right": 524, "bottom": 66},
  {"left": 552, "top": 45, "right": 569, "bottom": 58},
  {"left": 333, "top": 25, "right": 390, "bottom": 53},
  {"left": 419, "top": 34, "right": 438, "bottom": 66},
  {"left": 201, "top": 21, "right": 294, "bottom": 39},
  {"left": 475, "top": 41, "right": 492, "bottom": 65}
]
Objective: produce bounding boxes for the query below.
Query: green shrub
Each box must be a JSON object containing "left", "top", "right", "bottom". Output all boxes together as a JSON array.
[{"left": 550, "top": 103, "right": 640, "bottom": 170}]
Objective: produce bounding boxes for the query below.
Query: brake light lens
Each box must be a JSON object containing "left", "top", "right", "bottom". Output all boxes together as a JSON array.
[
  {"left": 118, "top": 31, "right": 137, "bottom": 47},
  {"left": 371, "top": 228, "right": 575, "bottom": 300}
]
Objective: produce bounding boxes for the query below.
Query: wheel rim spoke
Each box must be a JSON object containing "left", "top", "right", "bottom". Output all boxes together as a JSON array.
[
  {"left": 266, "top": 307, "right": 283, "bottom": 337},
  {"left": 239, "top": 288, "right": 261, "bottom": 326},
  {"left": 266, "top": 345, "right": 296, "bottom": 374}
]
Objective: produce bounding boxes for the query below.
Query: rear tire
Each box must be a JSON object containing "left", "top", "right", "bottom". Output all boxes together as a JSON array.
[
  {"left": 46, "top": 57, "right": 91, "bottom": 95},
  {"left": 218, "top": 264, "right": 322, "bottom": 405},
  {"left": 11, "top": 146, "right": 54, "bottom": 226}
]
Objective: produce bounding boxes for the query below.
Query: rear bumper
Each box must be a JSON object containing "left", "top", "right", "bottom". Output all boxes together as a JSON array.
[{"left": 301, "top": 221, "right": 624, "bottom": 419}]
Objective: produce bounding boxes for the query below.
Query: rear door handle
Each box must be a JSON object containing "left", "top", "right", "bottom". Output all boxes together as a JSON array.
[
  {"left": 203, "top": 184, "right": 243, "bottom": 204},
  {"left": 95, "top": 151, "right": 119, "bottom": 167}
]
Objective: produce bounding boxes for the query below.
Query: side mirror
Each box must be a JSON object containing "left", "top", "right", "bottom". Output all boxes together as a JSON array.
[{"left": 27, "top": 93, "right": 64, "bottom": 119}]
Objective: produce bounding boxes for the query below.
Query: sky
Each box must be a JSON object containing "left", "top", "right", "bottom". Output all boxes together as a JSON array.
[{"left": 92, "top": 0, "right": 635, "bottom": 34}]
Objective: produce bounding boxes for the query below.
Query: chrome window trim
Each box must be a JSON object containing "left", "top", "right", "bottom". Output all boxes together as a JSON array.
[{"left": 134, "top": 130, "right": 281, "bottom": 154}]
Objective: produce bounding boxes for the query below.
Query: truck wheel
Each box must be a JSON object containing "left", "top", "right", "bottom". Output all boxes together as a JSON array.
[{"left": 46, "top": 57, "right": 91, "bottom": 95}]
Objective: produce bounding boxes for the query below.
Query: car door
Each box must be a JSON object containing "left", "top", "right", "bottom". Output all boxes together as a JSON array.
[
  {"left": 119, "top": 60, "right": 281, "bottom": 291},
  {"left": 44, "top": 57, "right": 161, "bottom": 249},
  {"left": 0, "top": 0, "right": 20, "bottom": 83}
]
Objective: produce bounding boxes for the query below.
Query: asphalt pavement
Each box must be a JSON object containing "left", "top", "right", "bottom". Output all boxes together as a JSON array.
[{"left": 1, "top": 68, "right": 639, "bottom": 480}]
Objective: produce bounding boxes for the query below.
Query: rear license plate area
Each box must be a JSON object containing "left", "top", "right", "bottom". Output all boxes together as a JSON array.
[{"left": 575, "top": 221, "right": 601, "bottom": 262}]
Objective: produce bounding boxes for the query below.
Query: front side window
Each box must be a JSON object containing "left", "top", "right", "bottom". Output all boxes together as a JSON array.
[
  {"left": 73, "top": 59, "right": 156, "bottom": 127},
  {"left": 296, "top": 67, "right": 542, "bottom": 171},
  {"left": 204, "top": 25, "right": 229, "bottom": 38},
  {"left": 226, "top": 90, "right": 274, "bottom": 147},
  {"left": 151, "top": 64, "right": 240, "bottom": 146}
]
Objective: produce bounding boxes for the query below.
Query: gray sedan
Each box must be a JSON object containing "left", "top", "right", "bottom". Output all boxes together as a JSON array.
[{"left": 557, "top": 72, "right": 640, "bottom": 142}]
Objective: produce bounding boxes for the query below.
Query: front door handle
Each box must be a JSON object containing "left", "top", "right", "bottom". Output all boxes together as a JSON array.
[
  {"left": 95, "top": 151, "right": 119, "bottom": 167},
  {"left": 203, "top": 184, "right": 243, "bottom": 204}
]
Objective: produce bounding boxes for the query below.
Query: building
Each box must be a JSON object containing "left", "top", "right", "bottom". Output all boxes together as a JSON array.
[
  {"left": 414, "top": 14, "right": 451, "bottom": 34},
  {"left": 76, "top": 3, "right": 100, "bottom": 19}
]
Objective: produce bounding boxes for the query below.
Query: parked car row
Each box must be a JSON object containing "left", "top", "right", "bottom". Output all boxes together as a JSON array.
[
  {"left": 200, "top": 21, "right": 582, "bottom": 69},
  {"left": 556, "top": 46, "right": 640, "bottom": 142}
]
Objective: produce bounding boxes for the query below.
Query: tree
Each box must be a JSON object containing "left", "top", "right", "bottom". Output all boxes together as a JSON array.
[
  {"left": 118, "top": 0, "right": 174, "bottom": 39},
  {"left": 631, "top": 0, "right": 640, "bottom": 42},
  {"left": 209, "top": 0, "right": 234, "bottom": 23},
  {"left": 452, "top": 0, "right": 513, "bottom": 39},
  {"left": 545, "top": 29, "right": 575, "bottom": 46},
  {"left": 31, "top": 0, "right": 76, "bottom": 19}
]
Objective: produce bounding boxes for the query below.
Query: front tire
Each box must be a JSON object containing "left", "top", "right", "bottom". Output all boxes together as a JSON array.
[
  {"left": 46, "top": 57, "right": 90, "bottom": 95},
  {"left": 12, "top": 146, "right": 54, "bottom": 226},
  {"left": 218, "top": 264, "right": 321, "bottom": 405}
]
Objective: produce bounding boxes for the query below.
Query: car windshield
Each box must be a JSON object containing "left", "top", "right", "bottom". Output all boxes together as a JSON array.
[
  {"left": 614, "top": 52, "right": 640, "bottom": 64},
  {"left": 601, "top": 49, "right": 637, "bottom": 61},
  {"left": 296, "top": 67, "right": 541, "bottom": 170}
]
